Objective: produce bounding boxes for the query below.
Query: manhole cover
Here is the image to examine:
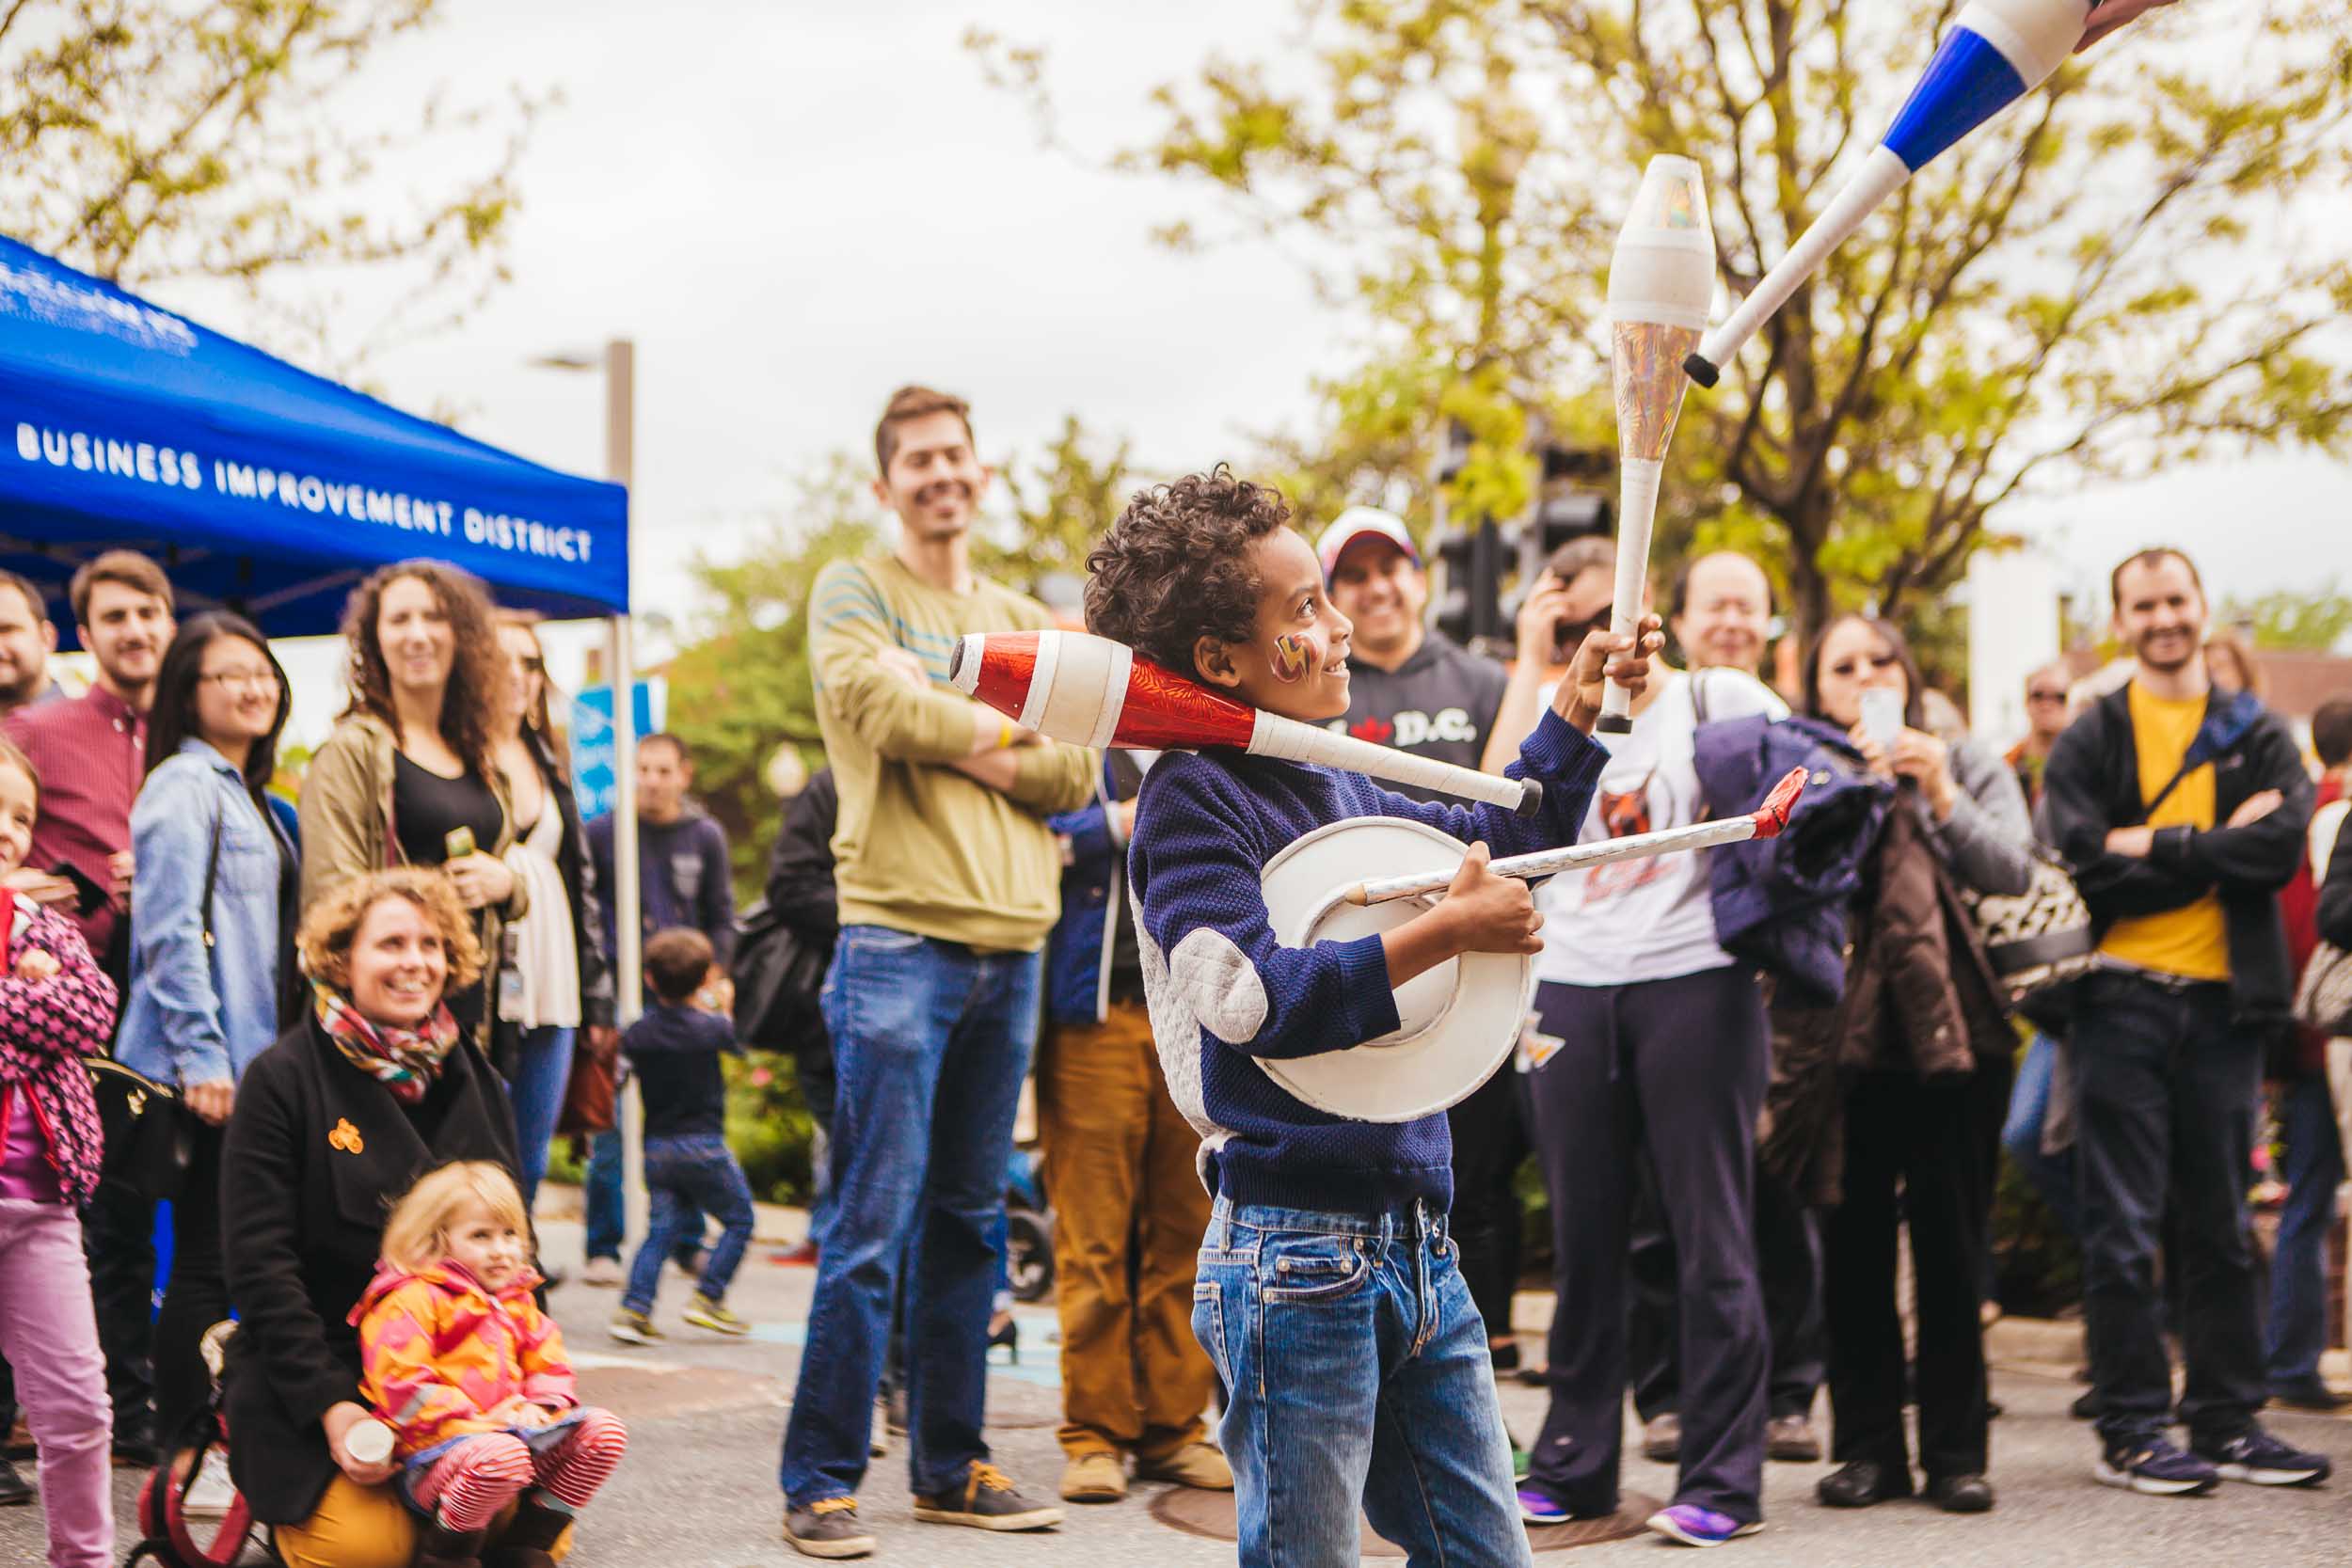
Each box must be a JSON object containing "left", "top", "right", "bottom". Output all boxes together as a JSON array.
[{"left": 1149, "top": 1486, "right": 1661, "bottom": 1554}]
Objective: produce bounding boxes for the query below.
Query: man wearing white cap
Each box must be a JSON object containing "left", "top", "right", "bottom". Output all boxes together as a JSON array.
[{"left": 1315, "top": 505, "right": 1528, "bottom": 1370}]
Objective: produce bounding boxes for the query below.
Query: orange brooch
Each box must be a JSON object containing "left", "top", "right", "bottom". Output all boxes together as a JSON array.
[{"left": 328, "top": 1118, "right": 364, "bottom": 1154}]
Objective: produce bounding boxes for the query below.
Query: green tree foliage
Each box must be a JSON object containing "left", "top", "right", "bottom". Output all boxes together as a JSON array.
[
  {"left": 976, "top": 2, "right": 2352, "bottom": 646},
  {"left": 3, "top": 0, "right": 541, "bottom": 372},
  {"left": 667, "top": 454, "right": 880, "bottom": 895},
  {"left": 2222, "top": 580, "right": 2352, "bottom": 653},
  {"left": 979, "top": 414, "right": 1138, "bottom": 587}
]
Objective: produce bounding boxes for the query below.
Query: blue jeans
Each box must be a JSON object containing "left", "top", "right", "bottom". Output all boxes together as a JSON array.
[
  {"left": 585, "top": 1127, "right": 626, "bottom": 1263},
  {"left": 2071, "top": 971, "right": 2266, "bottom": 1444},
  {"left": 586, "top": 1113, "right": 713, "bottom": 1267},
  {"left": 779, "top": 927, "right": 1041, "bottom": 1503},
  {"left": 2000, "top": 1032, "right": 2079, "bottom": 1240},
  {"left": 624, "top": 1133, "right": 757, "bottom": 1315},
  {"left": 1192, "top": 1198, "right": 1529, "bottom": 1568},
  {"left": 507, "top": 1024, "right": 576, "bottom": 1212},
  {"left": 2265, "top": 1075, "right": 2345, "bottom": 1391}
]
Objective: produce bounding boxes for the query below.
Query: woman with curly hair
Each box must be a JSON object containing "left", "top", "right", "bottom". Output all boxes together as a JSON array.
[
  {"left": 220, "top": 867, "right": 527, "bottom": 1568},
  {"left": 300, "top": 562, "right": 528, "bottom": 1049}
]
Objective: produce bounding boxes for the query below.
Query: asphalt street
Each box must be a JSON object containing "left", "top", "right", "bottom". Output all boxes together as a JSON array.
[{"left": 8, "top": 1201, "right": 2347, "bottom": 1567}]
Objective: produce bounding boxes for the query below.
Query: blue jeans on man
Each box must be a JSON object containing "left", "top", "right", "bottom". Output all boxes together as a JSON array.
[
  {"left": 1192, "top": 1197, "right": 1529, "bottom": 1568},
  {"left": 779, "top": 926, "right": 1041, "bottom": 1503},
  {"left": 625, "top": 1132, "right": 757, "bottom": 1315},
  {"left": 2265, "top": 1074, "right": 2345, "bottom": 1398},
  {"left": 2001, "top": 1031, "right": 2080, "bottom": 1241},
  {"left": 2070, "top": 971, "right": 2268, "bottom": 1444}
]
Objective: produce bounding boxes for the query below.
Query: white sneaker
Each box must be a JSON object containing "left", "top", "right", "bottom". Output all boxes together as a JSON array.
[
  {"left": 182, "top": 1453, "right": 237, "bottom": 1518},
  {"left": 581, "top": 1257, "right": 623, "bottom": 1288}
]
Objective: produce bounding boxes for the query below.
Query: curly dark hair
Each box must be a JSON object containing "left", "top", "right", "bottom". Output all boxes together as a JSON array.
[
  {"left": 1085, "top": 466, "right": 1292, "bottom": 677},
  {"left": 338, "top": 560, "right": 505, "bottom": 779}
]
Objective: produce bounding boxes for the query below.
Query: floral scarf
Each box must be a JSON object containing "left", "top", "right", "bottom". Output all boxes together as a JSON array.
[{"left": 313, "top": 981, "right": 461, "bottom": 1103}]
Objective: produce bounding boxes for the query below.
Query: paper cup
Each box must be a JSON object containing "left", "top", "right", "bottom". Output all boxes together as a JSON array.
[{"left": 344, "top": 1418, "right": 394, "bottom": 1467}]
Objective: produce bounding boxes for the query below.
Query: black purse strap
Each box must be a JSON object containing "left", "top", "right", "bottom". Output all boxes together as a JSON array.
[{"left": 200, "top": 803, "right": 223, "bottom": 951}]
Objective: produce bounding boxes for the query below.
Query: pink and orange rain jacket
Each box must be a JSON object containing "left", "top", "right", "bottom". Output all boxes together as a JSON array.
[{"left": 351, "top": 1259, "right": 578, "bottom": 1457}]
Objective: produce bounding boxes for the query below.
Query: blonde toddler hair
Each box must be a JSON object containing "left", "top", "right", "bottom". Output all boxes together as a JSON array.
[{"left": 380, "top": 1161, "right": 530, "bottom": 1274}]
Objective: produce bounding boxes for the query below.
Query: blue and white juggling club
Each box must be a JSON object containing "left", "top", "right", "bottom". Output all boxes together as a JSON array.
[{"left": 1684, "top": 0, "right": 2087, "bottom": 388}]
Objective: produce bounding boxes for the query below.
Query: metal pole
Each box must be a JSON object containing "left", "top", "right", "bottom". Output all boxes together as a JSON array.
[{"left": 602, "top": 338, "right": 647, "bottom": 1246}]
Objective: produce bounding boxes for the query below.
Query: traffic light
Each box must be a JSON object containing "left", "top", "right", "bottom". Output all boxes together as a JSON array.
[
  {"left": 1508, "top": 441, "right": 1613, "bottom": 587},
  {"left": 1427, "top": 420, "right": 1504, "bottom": 649}
]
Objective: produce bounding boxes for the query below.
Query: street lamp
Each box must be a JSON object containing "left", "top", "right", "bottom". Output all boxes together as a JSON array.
[{"left": 530, "top": 338, "right": 646, "bottom": 1239}]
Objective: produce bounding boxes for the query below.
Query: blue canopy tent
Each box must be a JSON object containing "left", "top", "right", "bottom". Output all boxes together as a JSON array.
[
  {"left": 0, "top": 238, "right": 650, "bottom": 1220},
  {"left": 0, "top": 235, "right": 628, "bottom": 634}
]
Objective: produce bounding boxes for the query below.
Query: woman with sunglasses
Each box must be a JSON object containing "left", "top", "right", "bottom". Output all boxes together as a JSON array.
[
  {"left": 1792, "top": 615, "right": 2032, "bottom": 1514},
  {"left": 1509, "top": 537, "right": 1792, "bottom": 1548},
  {"left": 119, "top": 612, "right": 300, "bottom": 1507},
  {"left": 490, "top": 611, "right": 614, "bottom": 1212}
]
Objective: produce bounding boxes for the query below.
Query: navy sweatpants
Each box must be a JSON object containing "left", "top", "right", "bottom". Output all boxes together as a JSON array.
[{"left": 1524, "top": 965, "right": 1770, "bottom": 1523}]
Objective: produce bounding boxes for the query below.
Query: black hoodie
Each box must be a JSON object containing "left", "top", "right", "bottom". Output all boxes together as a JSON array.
[{"left": 1325, "top": 630, "right": 1508, "bottom": 805}]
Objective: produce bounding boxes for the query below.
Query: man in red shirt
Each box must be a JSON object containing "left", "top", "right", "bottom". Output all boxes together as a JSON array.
[{"left": 4, "top": 548, "right": 176, "bottom": 1464}]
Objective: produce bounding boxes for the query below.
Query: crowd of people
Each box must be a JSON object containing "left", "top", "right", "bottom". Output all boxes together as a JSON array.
[{"left": 0, "top": 372, "right": 2345, "bottom": 1568}]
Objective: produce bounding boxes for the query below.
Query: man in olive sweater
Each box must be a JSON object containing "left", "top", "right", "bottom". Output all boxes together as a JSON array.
[{"left": 780, "top": 386, "right": 1096, "bottom": 1559}]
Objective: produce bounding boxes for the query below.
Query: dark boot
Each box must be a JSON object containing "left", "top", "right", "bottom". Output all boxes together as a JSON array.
[
  {"left": 486, "top": 1495, "right": 574, "bottom": 1568},
  {"left": 416, "top": 1518, "right": 488, "bottom": 1568}
]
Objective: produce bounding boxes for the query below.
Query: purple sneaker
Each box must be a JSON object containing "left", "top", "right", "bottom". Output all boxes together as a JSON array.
[
  {"left": 1518, "top": 1485, "right": 1570, "bottom": 1525},
  {"left": 1645, "top": 1504, "right": 1763, "bottom": 1547}
]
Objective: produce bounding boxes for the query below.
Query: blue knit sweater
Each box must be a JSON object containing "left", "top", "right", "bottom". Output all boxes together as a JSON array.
[{"left": 1127, "top": 708, "right": 1606, "bottom": 1215}]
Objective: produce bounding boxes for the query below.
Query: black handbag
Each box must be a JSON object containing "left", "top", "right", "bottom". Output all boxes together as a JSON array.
[
  {"left": 731, "top": 901, "right": 832, "bottom": 1051},
  {"left": 86, "top": 1056, "right": 192, "bottom": 1201},
  {"left": 86, "top": 806, "right": 223, "bottom": 1200}
]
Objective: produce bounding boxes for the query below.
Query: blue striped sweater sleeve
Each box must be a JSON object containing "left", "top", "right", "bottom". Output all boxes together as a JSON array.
[{"left": 1360, "top": 709, "right": 1607, "bottom": 857}]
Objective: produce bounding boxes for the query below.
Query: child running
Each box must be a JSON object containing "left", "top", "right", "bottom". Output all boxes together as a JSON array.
[
  {"left": 610, "top": 927, "right": 758, "bottom": 1344},
  {"left": 355, "top": 1161, "right": 628, "bottom": 1568},
  {"left": 0, "top": 734, "right": 122, "bottom": 1568},
  {"left": 1087, "top": 467, "right": 1659, "bottom": 1568}
]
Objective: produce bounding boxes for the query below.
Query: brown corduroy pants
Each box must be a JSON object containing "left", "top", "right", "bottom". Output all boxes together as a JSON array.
[{"left": 1036, "top": 1000, "right": 1216, "bottom": 1460}]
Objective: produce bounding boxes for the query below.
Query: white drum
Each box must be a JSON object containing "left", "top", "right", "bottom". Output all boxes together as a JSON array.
[{"left": 1254, "top": 816, "right": 1534, "bottom": 1123}]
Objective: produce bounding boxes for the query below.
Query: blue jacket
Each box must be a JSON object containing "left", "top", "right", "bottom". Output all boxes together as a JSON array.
[
  {"left": 1128, "top": 709, "right": 1605, "bottom": 1215},
  {"left": 1044, "top": 752, "right": 1145, "bottom": 1026},
  {"left": 1693, "top": 715, "right": 1893, "bottom": 1009},
  {"left": 119, "top": 740, "right": 295, "bottom": 1087}
]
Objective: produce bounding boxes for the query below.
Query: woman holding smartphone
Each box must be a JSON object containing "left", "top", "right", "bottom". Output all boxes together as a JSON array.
[{"left": 1791, "top": 615, "right": 2032, "bottom": 1516}]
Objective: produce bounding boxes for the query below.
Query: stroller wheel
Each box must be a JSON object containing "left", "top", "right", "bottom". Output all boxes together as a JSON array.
[{"left": 1006, "top": 1208, "right": 1055, "bottom": 1303}]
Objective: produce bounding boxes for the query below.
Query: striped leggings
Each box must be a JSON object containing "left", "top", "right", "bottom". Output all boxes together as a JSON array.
[{"left": 413, "top": 1408, "right": 628, "bottom": 1532}]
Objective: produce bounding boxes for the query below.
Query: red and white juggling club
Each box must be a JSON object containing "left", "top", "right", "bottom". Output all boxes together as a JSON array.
[
  {"left": 1683, "top": 0, "right": 2088, "bottom": 388},
  {"left": 1339, "top": 764, "right": 1808, "bottom": 907},
  {"left": 948, "top": 628, "right": 1543, "bottom": 816}
]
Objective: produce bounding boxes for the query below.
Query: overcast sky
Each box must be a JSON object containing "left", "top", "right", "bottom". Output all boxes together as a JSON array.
[{"left": 130, "top": 0, "right": 2352, "bottom": 736}]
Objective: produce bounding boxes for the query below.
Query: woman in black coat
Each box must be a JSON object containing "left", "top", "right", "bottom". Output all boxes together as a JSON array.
[{"left": 221, "top": 868, "right": 523, "bottom": 1568}]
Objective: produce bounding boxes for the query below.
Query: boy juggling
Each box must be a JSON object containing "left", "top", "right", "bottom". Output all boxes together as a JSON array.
[{"left": 1087, "top": 467, "right": 1661, "bottom": 1568}]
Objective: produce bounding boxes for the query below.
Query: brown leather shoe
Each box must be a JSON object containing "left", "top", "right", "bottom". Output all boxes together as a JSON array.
[
  {"left": 1135, "top": 1442, "right": 1233, "bottom": 1491},
  {"left": 1060, "top": 1450, "right": 1128, "bottom": 1502},
  {"left": 416, "top": 1519, "right": 488, "bottom": 1568}
]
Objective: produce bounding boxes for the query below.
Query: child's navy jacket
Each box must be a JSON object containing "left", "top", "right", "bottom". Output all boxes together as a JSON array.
[{"left": 1127, "top": 707, "right": 1605, "bottom": 1215}]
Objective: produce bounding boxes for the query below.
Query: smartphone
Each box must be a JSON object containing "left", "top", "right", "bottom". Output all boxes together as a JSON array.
[
  {"left": 1859, "top": 689, "right": 1904, "bottom": 750},
  {"left": 443, "top": 826, "right": 477, "bottom": 862}
]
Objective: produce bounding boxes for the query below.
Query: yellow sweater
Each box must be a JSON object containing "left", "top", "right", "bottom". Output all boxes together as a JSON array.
[{"left": 808, "top": 554, "right": 1096, "bottom": 952}]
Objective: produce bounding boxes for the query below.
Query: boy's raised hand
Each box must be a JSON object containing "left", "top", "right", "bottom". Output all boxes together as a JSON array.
[
  {"left": 1557, "top": 613, "right": 1666, "bottom": 732},
  {"left": 1438, "top": 842, "right": 1545, "bottom": 957}
]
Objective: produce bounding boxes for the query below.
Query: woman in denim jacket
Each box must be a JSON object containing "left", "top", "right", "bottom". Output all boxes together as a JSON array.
[{"left": 119, "top": 612, "right": 299, "bottom": 1492}]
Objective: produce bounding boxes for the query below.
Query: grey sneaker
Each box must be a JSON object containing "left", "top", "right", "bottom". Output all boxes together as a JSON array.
[
  {"left": 1765, "top": 1414, "right": 1821, "bottom": 1463},
  {"left": 913, "top": 1462, "right": 1064, "bottom": 1531},
  {"left": 785, "top": 1497, "right": 876, "bottom": 1559}
]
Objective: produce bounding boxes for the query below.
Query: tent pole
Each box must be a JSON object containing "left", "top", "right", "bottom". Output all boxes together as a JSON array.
[{"left": 608, "top": 611, "right": 646, "bottom": 1249}]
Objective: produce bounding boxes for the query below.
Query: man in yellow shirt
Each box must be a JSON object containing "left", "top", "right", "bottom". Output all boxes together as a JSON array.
[
  {"left": 781, "top": 387, "right": 1096, "bottom": 1559},
  {"left": 2043, "top": 547, "right": 2324, "bottom": 1498}
]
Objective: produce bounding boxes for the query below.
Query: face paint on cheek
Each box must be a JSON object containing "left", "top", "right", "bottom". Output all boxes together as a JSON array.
[{"left": 1272, "top": 631, "right": 1319, "bottom": 684}]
